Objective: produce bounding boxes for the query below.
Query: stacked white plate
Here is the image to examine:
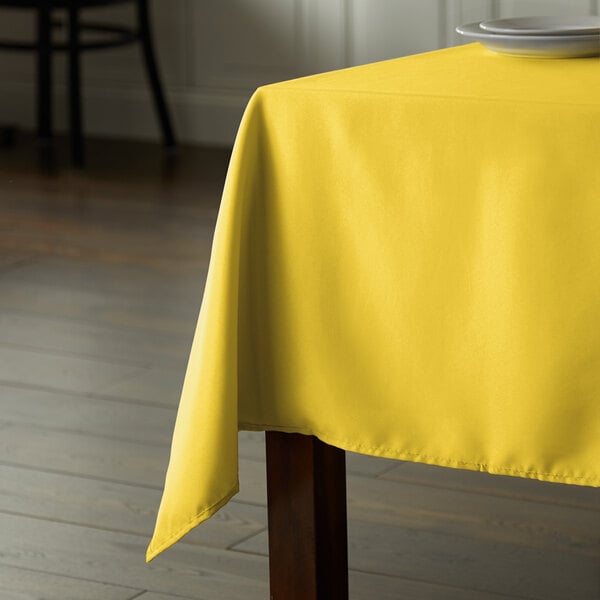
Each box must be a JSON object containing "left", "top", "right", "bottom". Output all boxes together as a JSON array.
[{"left": 456, "top": 16, "right": 600, "bottom": 58}]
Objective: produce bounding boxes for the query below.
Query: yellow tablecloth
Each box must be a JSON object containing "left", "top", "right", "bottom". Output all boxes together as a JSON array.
[{"left": 148, "top": 43, "right": 600, "bottom": 561}]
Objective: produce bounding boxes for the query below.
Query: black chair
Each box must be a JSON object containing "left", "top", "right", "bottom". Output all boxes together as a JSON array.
[{"left": 0, "top": 0, "right": 176, "bottom": 165}]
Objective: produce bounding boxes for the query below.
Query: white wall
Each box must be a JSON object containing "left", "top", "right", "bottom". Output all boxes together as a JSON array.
[{"left": 0, "top": 0, "right": 597, "bottom": 146}]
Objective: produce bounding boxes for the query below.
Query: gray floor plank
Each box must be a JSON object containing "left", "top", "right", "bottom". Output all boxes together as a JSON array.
[
  {"left": 344, "top": 521, "right": 599, "bottom": 600},
  {"left": 97, "top": 367, "right": 188, "bottom": 408},
  {"left": 1, "top": 256, "right": 208, "bottom": 300},
  {"left": 0, "top": 564, "right": 141, "bottom": 600},
  {"left": 0, "top": 279, "right": 200, "bottom": 335},
  {"left": 235, "top": 456, "right": 600, "bottom": 557},
  {"left": 0, "top": 464, "right": 266, "bottom": 551},
  {"left": 383, "top": 462, "right": 600, "bottom": 511},
  {"left": 0, "top": 384, "right": 176, "bottom": 445},
  {"left": 0, "top": 253, "right": 32, "bottom": 271},
  {"left": 0, "top": 206, "right": 214, "bottom": 270},
  {"left": 349, "top": 569, "right": 522, "bottom": 600},
  {"left": 0, "top": 310, "right": 192, "bottom": 369},
  {"left": 0, "top": 422, "right": 267, "bottom": 499},
  {"left": 232, "top": 523, "right": 599, "bottom": 600},
  {"left": 345, "top": 451, "right": 400, "bottom": 478},
  {"left": 0, "top": 346, "right": 145, "bottom": 395},
  {"left": 134, "top": 595, "right": 195, "bottom": 600},
  {"left": 137, "top": 572, "right": 521, "bottom": 600},
  {"left": 0, "top": 423, "right": 168, "bottom": 488},
  {"left": 0, "top": 513, "right": 269, "bottom": 600},
  {"left": 346, "top": 473, "right": 600, "bottom": 556}
]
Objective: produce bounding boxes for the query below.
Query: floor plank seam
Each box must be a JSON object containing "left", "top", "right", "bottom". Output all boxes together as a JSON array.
[
  {"left": 345, "top": 566, "right": 537, "bottom": 600},
  {"left": 0, "top": 304, "right": 197, "bottom": 337},
  {"left": 0, "top": 243, "right": 208, "bottom": 271},
  {"left": 377, "top": 474, "right": 600, "bottom": 512},
  {"left": 349, "top": 517, "right": 599, "bottom": 556},
  {"left": 0, "top": 340, "right": 154, "bottom": 369},
  {"left": 0, "top": 306, "right": 195, "bottom": 344},
  {"left": 0, "top": 256, "right": 36, "bottom": 274},
  {"left": 124, "top": 590, "right": 149, "bottom": 600},
  {"left": 88, "top": 366, "right": 154, "bottom": 395},
  {"left": 229, "top": 519, "right": 599, "bottom": 563},
  {"left": 0, "top": 419, "right": 173, "bottom": 447},
  {"left": 0, "top": 459, "right": 164, "bottom": 491},
  {"left": 226, "top": 527, "right": 268, "bottom": 551},
  {"left": 0, "top": 507, "right": 160, "bottom": 538},
  {"left": 0, "top": 511, "right": 276, "bottom": 566},
  {"left": 0, "top": 560, "right": 143, "bottom": 592},
  {"left": 374, "top": 461, "right": 407, "bottom": 478},
  {"left": 0, "top": 271, "right": 207, "bottom": 302},
  {"left": 0, "top": 378, "right": 179, "bottom": 411}
]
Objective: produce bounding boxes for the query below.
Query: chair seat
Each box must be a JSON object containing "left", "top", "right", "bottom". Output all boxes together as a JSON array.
[{"left": 0, "top": 0, "right": 175, "bottom": 165}]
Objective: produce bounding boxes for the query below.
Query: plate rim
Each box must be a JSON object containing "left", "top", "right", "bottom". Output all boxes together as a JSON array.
[
  {"left": 479, "top": 15, "right": 600, "bottom": 35},
  {"left": 455, "top": 21, "right": 600, "bottom": 58},
  {"left": 456, "top": 21, "right": 600, "bottom": 41}
]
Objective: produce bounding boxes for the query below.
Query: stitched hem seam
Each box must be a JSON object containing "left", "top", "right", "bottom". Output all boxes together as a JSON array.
[
  {"left": 239, "top": 421, "right": 599, "bottom": 486},
  {"left": 146, "top": 481, "right": 240, "bottom": 563}
]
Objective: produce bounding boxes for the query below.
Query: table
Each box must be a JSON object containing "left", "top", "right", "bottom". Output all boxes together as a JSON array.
[{"left": 147, "top": 43, "right": 600, "bottom": 598}]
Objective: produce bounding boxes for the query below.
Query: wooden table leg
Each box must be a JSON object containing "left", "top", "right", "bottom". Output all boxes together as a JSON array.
[{"left": 265, "top": 431, "right": 348, "bottom": 600}]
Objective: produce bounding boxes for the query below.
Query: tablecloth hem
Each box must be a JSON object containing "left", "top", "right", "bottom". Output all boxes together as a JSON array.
[
  {"left": 239, "top": 422, "right": 599, "bottom": 488},
  {"left": 145, "top": 481, "right": 240, "bottom": 563}
]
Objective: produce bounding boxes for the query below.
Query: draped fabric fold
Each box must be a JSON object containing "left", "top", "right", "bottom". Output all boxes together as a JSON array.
[{"left": 148, "top": 44, "right": 600, "bottom": 562}]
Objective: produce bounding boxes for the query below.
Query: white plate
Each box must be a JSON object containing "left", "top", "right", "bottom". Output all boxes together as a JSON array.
[
  {"left": 455, "top": 22, "right": 600, "bottom": 58},
  {"left": 480, "top": 15, "right": 600, "bottom": 36}
]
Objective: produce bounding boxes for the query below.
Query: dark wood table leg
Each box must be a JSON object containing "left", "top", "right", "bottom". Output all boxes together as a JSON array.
[{"left": 265, "top": 431, "right": 348, "bottom": 600}]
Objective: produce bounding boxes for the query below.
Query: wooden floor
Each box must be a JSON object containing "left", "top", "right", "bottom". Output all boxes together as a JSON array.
[{"left": 0, "top": 134, "right": 598, "bottom": 600}]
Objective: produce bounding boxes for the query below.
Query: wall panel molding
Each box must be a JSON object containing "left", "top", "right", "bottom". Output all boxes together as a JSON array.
[
  {"left": 446, "top": 0, "right": 495, "bottom": 46},
  {"left": 496, "top": 0, "right": 595, "bottom": 16},
  {"left": 299, "top": 0, "right": 347, "bottom": 74}
]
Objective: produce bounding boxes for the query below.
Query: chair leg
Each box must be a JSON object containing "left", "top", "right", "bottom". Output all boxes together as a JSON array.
[
  {"left": 136, "top": 0, "right": 176, "bottom": 148},
  {"left": 67, "top": 2, "right": 84, "bottom": 166},
  {"left": 36, "top": 5, "right": 52, "bottom": 141}
]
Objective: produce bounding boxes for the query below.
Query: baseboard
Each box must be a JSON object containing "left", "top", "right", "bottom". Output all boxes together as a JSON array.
[{"left": 0, "top": 81, "right": 251, "bottom": 147}]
